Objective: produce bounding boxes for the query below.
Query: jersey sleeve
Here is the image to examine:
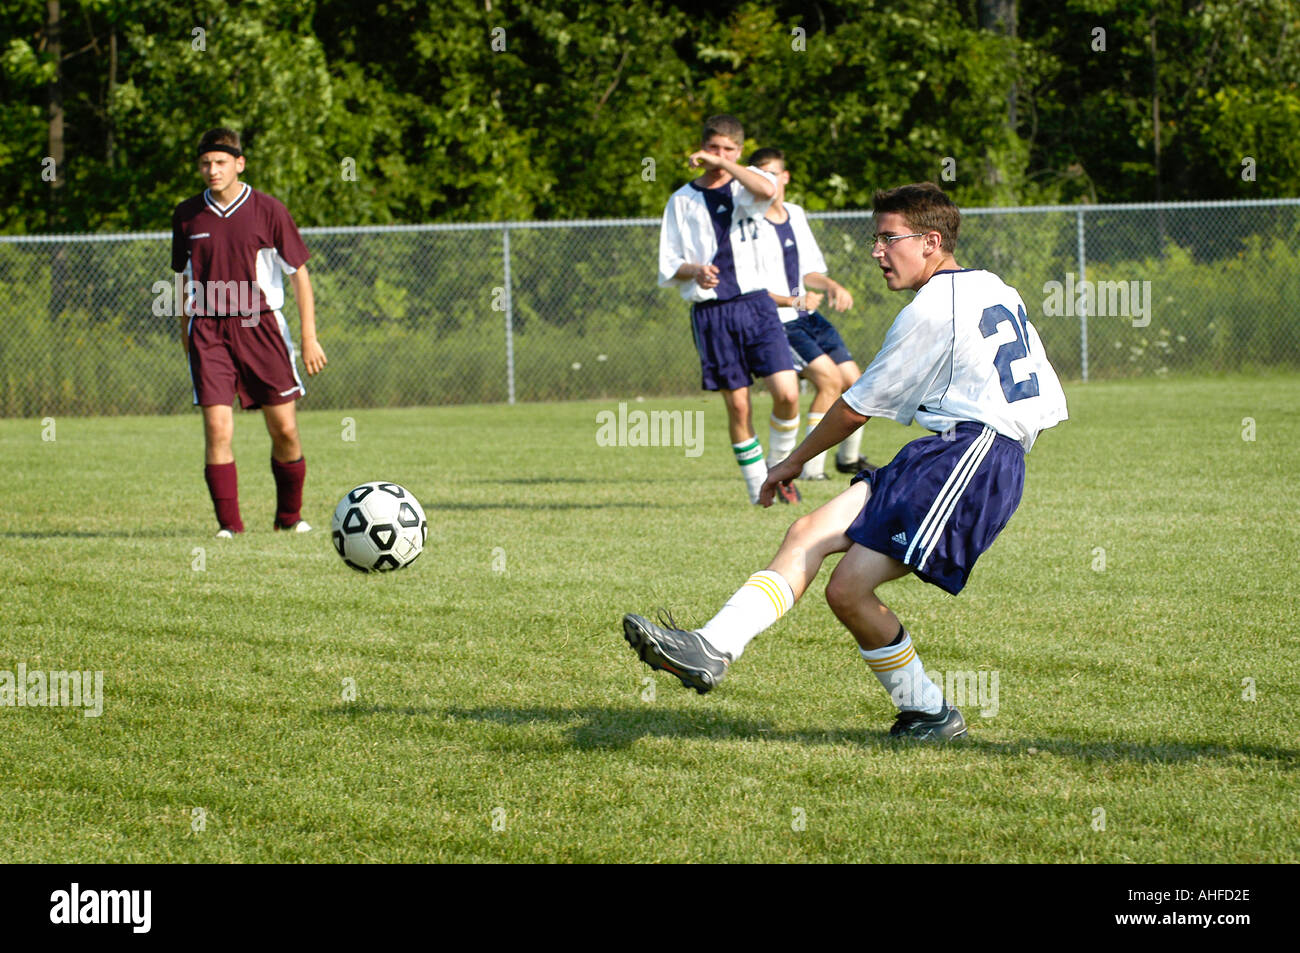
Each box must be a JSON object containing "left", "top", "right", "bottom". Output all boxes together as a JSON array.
[
  {"left": 842, "top": 300, "right": 951, "bottom": 423},
  {"left": 658, "top": 196, "right": 687, "bottom": 288},
  {"left": 788, "top": 206, "right": 827, "bottom": 277},
  {"left": 270, "top": 200, "right": 310, "bottom": 271},
  {"left": 731, "top": 167, "right": 778, "bottom": 218}
]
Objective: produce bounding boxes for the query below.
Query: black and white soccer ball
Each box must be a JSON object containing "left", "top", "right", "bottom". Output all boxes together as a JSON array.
[{"left": 330, "top": 482, "right": 427, "bottom": 573}]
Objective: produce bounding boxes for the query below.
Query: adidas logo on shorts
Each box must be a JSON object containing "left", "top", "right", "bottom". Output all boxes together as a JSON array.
[{"left": 892, "top": 531, "right": 908, "bottom": 545}]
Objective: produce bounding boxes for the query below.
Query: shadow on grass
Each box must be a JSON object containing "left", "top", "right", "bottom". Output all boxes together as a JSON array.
[{"left": 323, "top": 704, "right": 1300, "bottom": 766}]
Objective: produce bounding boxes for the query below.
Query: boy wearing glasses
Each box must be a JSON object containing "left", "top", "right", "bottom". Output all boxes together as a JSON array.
[{"left": 625, "top": 183, "right": 1067, "bottom": 741}]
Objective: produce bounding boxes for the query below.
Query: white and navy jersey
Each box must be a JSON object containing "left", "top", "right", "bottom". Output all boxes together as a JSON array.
[
  {"left": 758, "top": 202, "right": 827, "bottom": 322},
  {"left": 843, "top": 269, "right": 1068, "bottom": 451},
  {"left": 658, "top": 170, "right": 778, "bottom": 303},
  {"left": 171, "top": 184, "right": 310, "bottom": 317}
]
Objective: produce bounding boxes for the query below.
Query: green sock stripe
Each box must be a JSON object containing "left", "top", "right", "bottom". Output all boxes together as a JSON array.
[{"left": 733, "top": 439, "right": 763, "bottom": 466}]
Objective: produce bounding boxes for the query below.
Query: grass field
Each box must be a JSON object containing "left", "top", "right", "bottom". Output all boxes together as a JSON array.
[{"left": 1, "top": 374, "right": 1297, "bottom": 863}]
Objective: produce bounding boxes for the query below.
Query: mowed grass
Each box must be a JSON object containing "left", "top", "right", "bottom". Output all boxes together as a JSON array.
[{"left": 1, "top": 374, "right": 1297, "bottom": 863}]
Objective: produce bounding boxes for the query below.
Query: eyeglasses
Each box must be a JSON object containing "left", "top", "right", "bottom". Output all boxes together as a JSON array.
[{"left": 871, "top": 233, "right": 925, "bottom": 248}]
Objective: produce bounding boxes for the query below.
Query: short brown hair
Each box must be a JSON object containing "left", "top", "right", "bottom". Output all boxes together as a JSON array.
[
  {"left": 702, "top": 114, "right": 744, "bottom": 148},
  {"left": 197, "top": 128, "right": 242, "bottom": 155},
  {"left": 747, "top": 147, "right": 785, "bottom": 170},
  {"left": 872, "top": 182, "right": 960, "bottom": 253}
]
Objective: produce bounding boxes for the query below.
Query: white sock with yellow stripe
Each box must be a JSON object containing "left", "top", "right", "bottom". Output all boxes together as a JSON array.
[
  {"left": 697, "top": 570, "right": 795, "bottom": 660},
  {"left": 836, "top": 426, "right": 864, "bottom": 467},
  {"left": 800, "top": 412, "right": 828, "bottom": 478},
  {"left": 766, "top": 413, "right": 800, "bottom": 466},
  {"left": 859, "top": 629, "right": 944, "bottom": 714}
]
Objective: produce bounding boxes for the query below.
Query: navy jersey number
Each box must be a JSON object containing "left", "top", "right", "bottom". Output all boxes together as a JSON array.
[
  {"left": 979, "top": 304, "right": 1040, "bottom": 403},
  {"left": 736, "top": 217, "right": 759, "bottom": 241}
]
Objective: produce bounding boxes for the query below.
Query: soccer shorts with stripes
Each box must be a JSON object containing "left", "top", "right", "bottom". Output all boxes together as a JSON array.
[{"left": 846, "top": 422, "right": 1025, "bottom": 595}]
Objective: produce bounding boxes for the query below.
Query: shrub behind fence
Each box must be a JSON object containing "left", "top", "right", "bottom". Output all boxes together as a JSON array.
[{"left": 2, "top": 199, "right": 1297, "bottom": 418}]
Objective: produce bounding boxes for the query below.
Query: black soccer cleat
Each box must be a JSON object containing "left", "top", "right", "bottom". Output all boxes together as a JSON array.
[
  {"left": 835, "top": 455, "right": 878, "bottom": 477},
  {"left": 889, "top": 700, "right": 968, "bottom": 741},
  {"left": 622, "top": 613, "right": 732, "bottom": 694}
]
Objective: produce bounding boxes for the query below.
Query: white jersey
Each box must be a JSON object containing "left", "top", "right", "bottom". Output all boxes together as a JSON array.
[
  {"left": 757, "top": 202, "right": 827, "bottom": 322},
  {"left": 658, "top": 170, "right": 778, "bottom": 303},
  {"left": 842, "top": 269, "right": 1068, "bottom": 451}
]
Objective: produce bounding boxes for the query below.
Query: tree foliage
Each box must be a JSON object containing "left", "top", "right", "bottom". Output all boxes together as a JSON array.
[{"left": 0, "top": 0, "right": 1297, "bottom": 232}]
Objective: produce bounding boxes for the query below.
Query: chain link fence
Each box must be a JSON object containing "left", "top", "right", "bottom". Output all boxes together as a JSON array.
[{"left": 2, "top": 198, "right": 1298, "bottom": 417}]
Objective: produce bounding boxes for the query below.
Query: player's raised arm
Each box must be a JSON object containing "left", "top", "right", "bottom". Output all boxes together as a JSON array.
[
  {"left": 688, "top": 150, "right": 776, "bottom": 202},
  {"left": 291, "top": 264, "right": 326, "bottom": 376}
]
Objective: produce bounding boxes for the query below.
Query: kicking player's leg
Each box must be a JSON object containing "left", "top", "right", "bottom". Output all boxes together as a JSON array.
[
  {"left": 623, "top": 480, "right": 867, "bottom": 692},
  {"left": 798, "top": 354, "right": 841, "bottom": 479},
  {"left": 825, "top": 542, "right": 965, "bottom": 739},
  {"left": 262, "top": 401, "right": 309, "bottom": 531}
]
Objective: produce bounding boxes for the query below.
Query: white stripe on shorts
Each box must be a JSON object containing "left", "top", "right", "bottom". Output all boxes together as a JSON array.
[
  {"left": 273, "top": 308, "right": 305, "bottom": 398},
  {"left": 904, "top": 426, "right": 997, "bottom": 570}
]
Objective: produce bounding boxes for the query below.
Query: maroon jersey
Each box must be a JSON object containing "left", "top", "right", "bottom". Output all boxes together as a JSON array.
[{"left": 171, "top": 185, "right": 310, "bottom": 317}]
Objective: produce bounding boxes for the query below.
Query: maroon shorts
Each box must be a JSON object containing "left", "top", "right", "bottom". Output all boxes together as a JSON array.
[{"left": 188, "top": 311, "right": 304, "bottom": 409}]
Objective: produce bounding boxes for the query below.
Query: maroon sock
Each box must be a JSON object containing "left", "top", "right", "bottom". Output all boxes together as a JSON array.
[
  {"left": 272, "top": 456, "right": 306, "bottom": 528},
  {"left": 204, "top": 461, "right": 244, "bottom": 533}
]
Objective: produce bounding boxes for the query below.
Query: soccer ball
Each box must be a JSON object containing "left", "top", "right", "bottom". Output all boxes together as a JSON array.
[{"left": 330, "top": 482, "right": 427, "bottom": 573}]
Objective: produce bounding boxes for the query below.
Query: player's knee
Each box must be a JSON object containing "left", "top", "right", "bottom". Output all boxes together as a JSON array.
[{"left": 824, "top": 573, "right": 854, "bottom": 618}]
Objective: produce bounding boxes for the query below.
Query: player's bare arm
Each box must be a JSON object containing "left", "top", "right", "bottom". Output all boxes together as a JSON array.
[
  {"left": 759, "top": 398, "right": 868, "bottom": 506},
  {"left": 804, "top": 272, "right": 853, "bottom": 311},
  {"left": 674, "top": 262, "right": 720, "bottom": 289},
  {"left": 688, "top": 151, "right": 777, "bottom": 201},
  {"left": 768, "top": 290, "right": 822, "bottom": 311},
  {"left": 291, "top": 265, "right": 327, "bottom": 376}
]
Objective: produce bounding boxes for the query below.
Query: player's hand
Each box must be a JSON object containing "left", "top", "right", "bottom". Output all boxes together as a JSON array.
[
  {"left": 302, "top": 339, "right": 327, "bottom": 376},
  {"left": 758, "top": 458, "right": 801, "bottom": 508},
  {"left": 804, "top": 290, "right": 825, "bottom": 313},
  {"left": 827, "top": 284, "right": 854, "bottom": 311},
  {"left": 693, "top": 264, "right": 720, "bottom": 289},
  {"left": 688, "top": 150, "right": 725, "bottom": 171}
]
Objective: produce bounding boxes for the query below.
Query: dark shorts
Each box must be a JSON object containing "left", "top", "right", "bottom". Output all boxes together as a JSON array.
[
  {"left": 188, "top": 311, "right": 304, "bottom": 410},
  {"left": 846, "top": 422, "right": 1025, "bottom": 595},
  {"left": 783, "top": 311, "right": 852, "bottom": 371},
  {"left": 690, "top": 291, "right": 794, "bottom": 391}
]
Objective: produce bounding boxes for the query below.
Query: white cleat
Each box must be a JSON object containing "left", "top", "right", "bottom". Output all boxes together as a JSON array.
[
  {"left": 215, "top": 528, "right": 235, "bottom": 539},
  {"left": 275, "top": 520, "right": 312, "bottom": 533}
]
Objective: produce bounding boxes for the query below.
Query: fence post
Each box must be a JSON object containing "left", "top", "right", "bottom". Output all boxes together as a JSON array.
[
  {"left": 1076, "top": 208, "right": 1088, "bottom": 383},
  {"left": 502, "top": 225, "right": 516, "bottom": 405}
]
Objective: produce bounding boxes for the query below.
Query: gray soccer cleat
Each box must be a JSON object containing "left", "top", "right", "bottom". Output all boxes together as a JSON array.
[
  {"left": 622, "top": 613, "right": 732, "bottom": 694},
  {"left": 889, "top": 700, "right": 968, "bottom": 741}
]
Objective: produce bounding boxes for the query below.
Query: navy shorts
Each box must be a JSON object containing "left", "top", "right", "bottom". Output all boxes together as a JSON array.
[
  {"left": 846, "top": 422, "right": 1025, "bottom": 594},
  {"left": 784, "top": 311, "right": 852, "bottom": 371},
  {"left": 691, "top": 292, "right": 794, "bottom": 391}
]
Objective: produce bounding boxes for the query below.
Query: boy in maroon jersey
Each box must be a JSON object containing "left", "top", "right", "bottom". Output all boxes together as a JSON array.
[{"left": 172, "top": 128, "right": 327, "bottom": 537}]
